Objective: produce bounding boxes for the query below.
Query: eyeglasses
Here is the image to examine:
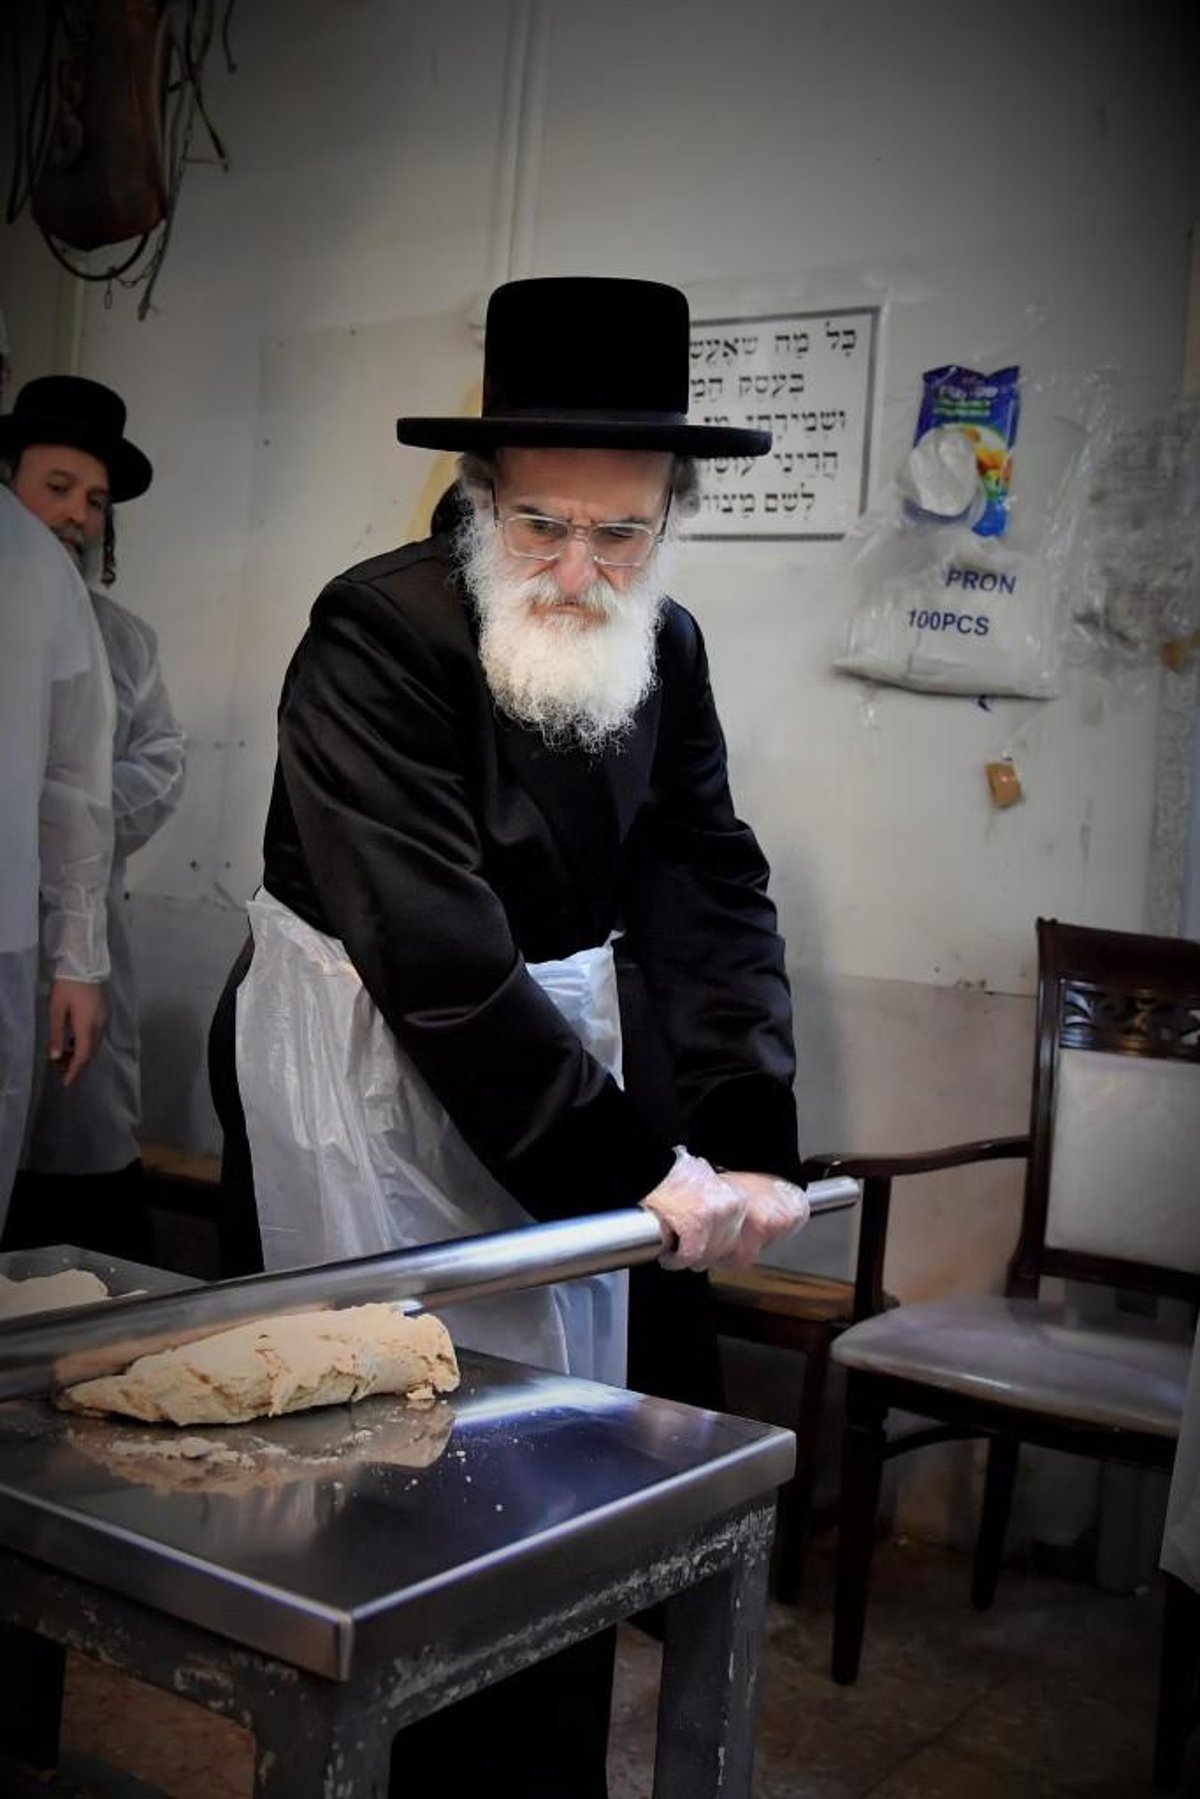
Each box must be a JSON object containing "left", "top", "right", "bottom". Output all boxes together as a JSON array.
[{"left": 492, "top": 489, "right": 671, "bottom": 569}]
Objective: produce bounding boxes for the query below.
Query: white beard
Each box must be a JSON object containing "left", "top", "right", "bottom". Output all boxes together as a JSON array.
[
  {"left": 456, "top": 509, "right": 670, "bottom": 754},
  {"left": 51, "top": 528, "right": 101, "bottom": 587}
]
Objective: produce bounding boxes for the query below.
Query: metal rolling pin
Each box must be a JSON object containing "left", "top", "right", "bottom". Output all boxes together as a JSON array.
[{"left": 0, "top": 1178, "right": 859, "bottom": 1401}]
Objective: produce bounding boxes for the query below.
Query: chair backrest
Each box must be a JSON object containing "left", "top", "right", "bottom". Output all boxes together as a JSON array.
[{"left": 1009, "top": 918, "right": 1200, "bottom": 1304}]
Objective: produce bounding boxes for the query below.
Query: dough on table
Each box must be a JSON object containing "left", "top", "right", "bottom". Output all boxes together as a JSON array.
[
  {"left": 0, "top": 1269, "right": 110, "bottom": 1320},
  {"left": 58, "top": 1304, "right": 460, "bottom": 1426}
]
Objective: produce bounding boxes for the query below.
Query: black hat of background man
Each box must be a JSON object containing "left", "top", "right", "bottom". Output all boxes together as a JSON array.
[
  {"left": 0, "top": 375, "right": 153, "bottom": 502},
  {"left": 396, "top": 277, "right": 772, "bottom": 460}
]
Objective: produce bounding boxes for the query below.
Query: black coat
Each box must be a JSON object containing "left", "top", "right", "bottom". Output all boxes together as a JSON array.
[{"left": 260, "top": 531, "right": 801, "bottom": 1227}]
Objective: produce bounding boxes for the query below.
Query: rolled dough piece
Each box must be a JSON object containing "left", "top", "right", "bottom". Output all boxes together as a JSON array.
[
  {"left": 57, "top": 1304, "right": 460, "bottom": 1425},
  {"left": 0, "top": 1269, "right": 110, "bottom": 1320}
]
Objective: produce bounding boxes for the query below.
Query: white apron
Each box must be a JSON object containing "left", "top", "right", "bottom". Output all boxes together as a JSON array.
[{"left": 235, "top": 891, "right": 628, "bottom": 1383}]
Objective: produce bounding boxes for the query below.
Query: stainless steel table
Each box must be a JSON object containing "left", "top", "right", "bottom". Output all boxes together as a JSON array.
[{"left": 0, "top": 1247, "right": 794, "bottom": 1797}]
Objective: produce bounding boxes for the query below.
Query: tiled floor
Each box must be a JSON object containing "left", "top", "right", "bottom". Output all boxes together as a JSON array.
[
  {"left": 610, "top": 1538, "right": 1166, "bottom": 1798},
  {"left": 42, "top": 1535, "right": 1167, "bottom": 1797}
]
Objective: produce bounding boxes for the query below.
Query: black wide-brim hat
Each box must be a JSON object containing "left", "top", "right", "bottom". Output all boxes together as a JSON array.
[
  {"left": 0, "top": 375, "right": 152, "bottom": 502},
  {"left": 397, "top": 277, "right": 771, "bottom": 460}
]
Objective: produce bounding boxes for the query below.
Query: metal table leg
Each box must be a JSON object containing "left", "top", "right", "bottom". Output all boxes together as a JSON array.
[
  {"left": 0, "top": 1496, "right": 778, "bottom": 1798},
  {"left": 654, "top": 1508, "right": 773, "bottom": 1798},
  {"left": 248, "top": 1680, "right": 386, "bottom": 1797}
]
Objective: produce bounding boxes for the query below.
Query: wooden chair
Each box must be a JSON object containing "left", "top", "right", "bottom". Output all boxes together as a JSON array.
[{"left": 807, "top": 919, "right": 1200, "bottom": 1789}]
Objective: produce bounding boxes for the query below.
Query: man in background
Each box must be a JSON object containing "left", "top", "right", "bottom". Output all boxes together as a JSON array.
[{"left": 1, "top": 376, "right": 185, "bottom": 1261}]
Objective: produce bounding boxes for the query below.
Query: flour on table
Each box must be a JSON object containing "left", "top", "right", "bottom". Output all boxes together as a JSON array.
[
  {"left": 0, "top": 1269, "right": 110, "bottom": 1320},
  {"left": 66, "top": 1400, "right": 456, "bottom": 1494},
  {"left": 57, "top": 1304, "right": 460, "bottom": 1426}
]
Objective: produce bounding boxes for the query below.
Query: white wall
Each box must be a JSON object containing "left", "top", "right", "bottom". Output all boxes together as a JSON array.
[{"left": 3, "top": 0, "right": 1197, "bottom": 1534}]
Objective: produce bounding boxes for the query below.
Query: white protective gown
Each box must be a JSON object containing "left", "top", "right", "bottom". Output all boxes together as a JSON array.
[
  {"left": 0, "top": 489, "right": 114, "bottom": 1217},
  {"left": 25, "top": 589, "right": 186, "bottom": 1174}
]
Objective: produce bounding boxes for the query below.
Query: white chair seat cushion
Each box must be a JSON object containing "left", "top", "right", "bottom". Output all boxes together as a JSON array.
[{"left": 832, "top": 1295, "right": 1192, "bottom": 1437}]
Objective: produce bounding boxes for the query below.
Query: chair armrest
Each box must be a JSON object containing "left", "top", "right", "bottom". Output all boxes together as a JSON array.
[
  {"left": 800, "top": 1137, "right": 1031, "bottom": 1323},
  {"left": 800, "top": 1137, "right": 1030, "bottom": 1182}
]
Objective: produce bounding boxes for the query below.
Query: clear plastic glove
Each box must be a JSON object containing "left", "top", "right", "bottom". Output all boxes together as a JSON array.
[
  {"left": 716, "top": 1170, "right": 811, "bottom": 1268},
  {"left": 640, "top": 1148, "right": 747, "bottom": 1271}
]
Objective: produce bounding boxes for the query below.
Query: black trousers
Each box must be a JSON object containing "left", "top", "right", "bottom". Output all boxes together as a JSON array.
[
  {"left": 206, "top": 936, "right": 263, "bottom": 1279},
  {"left": 391, "top": 1627, "right": 616, "bottom": 1799},
  {"left": 2, "top": 1159, "right": 154, "bottom": 1266}
]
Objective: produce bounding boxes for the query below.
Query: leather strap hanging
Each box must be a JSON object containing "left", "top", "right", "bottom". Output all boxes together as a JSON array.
[{"left": 32, "top": 0, "right": 168, "bottom": 251}]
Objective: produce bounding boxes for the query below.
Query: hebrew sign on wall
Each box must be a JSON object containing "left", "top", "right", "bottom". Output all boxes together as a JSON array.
[{"left": 688, "top": 307, "right": 878, "bottom": 539}]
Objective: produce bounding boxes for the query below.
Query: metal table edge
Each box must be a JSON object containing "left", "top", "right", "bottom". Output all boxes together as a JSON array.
[
  {"left": 0, "top": 1421, "right": 794, "bottom": 1682},
  {"left": 345, "top": 1421, "right": 796, "bottom": 1677}
]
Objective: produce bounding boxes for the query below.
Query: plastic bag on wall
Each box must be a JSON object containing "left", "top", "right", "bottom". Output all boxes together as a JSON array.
[
  {"left": 833, "top": 367, "right": 1100, "bottom": 699},
  {"left": 837, "top": 510, "right": 1058, "bottom": 696}
]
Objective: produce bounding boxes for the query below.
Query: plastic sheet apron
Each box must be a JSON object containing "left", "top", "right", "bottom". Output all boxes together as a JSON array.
[{"left": 236, "top": 891, "right": 629, "bottom": 1383}]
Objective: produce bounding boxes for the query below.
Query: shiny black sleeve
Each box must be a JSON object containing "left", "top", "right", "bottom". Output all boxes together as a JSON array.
[
  {"left": 619, "top": 609, "right": 802, "bottom": 1181},
  {"left": 277, "top": 575, "right": 674, "bottom": 1220}
]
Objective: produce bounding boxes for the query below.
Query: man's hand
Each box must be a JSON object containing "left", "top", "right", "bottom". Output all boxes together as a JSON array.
[
  {"left": 641, "top": 1159, "right": 811, "bottom": 1272},
  {"left": 640, "top": 1149, "right": 748, "bottom": 1270},
  {"left": 715, "top": 1171, "right": 811, "bottom": 1267},
  {"left": 47, "top": 978, "right": 107, "bottom": 1087}
]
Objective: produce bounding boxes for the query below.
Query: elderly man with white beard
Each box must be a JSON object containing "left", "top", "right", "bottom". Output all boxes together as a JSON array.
[
  {"left": 220, "top": 274, "right": 809, "bottom": 1374},
  {"left": 457, "top": 443, "right": 679, "bottom": 749},
  {"left": 212, "top": 275, "right": 809, "bottom": 1798}
]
